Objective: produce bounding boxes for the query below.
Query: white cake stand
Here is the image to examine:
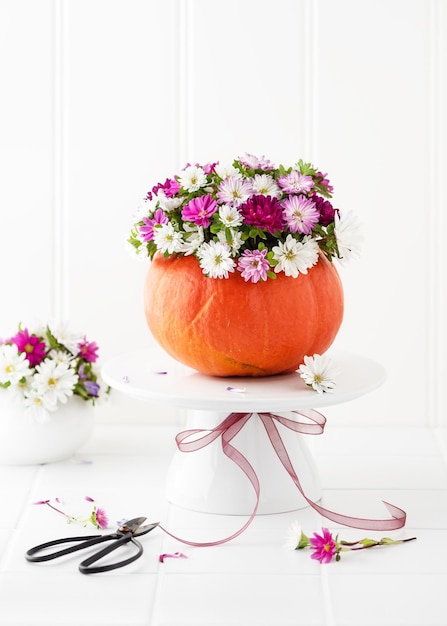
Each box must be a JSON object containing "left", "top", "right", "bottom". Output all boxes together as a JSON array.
[{"left": 102, "top": 348, "right": 385, "bottom": 515}]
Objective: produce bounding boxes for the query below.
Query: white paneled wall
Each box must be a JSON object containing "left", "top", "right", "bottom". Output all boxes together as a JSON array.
[{"left": 1, "top": 0, "right": 445, "bottom": 426}]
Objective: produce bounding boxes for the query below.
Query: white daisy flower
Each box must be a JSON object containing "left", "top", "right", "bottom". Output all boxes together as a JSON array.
[
  {"left": 217, "top": 229, "right": 243, "bottom": 255},
  {"left": 251, "top": 174, "right": 281, "bottom": 198},
  {"left": 156, "top": 190, "right": 184, "bottom": 213},
  {"left": 298, "top": 353, "right": 339, "bottom": 393},
  {"left": 49, "top": 349, "right": 74, "bottom": 366},
  {"left": 218, "top": 205, "right": 244, "bottom": 228},
  {"left": 214, "top": 163, "right": 240, "bottom": 179},
  {"left": 178, "top": 165, "right": 208, "bottom": 193},
  {"left": 197, "top": 240, "right": 235, "bottom": 279},
  {"left": 334, "top": 210, "right": 363, "bottom": 262},
  {"left": 284, "top": 520, "right": 304, "bottom": 550},
  {"left": 180, "top": 224, "right": 205, "bottom": 256},
  {"left": 153, "top": 223, "right": 184, "bottom": 254},
  {"left": 32, "top": 360, "right": 78, "bottom": 407},
  {"left": 272, "top": 235, "right": 319, "bottom": 278},
  {"left": 49, "top": 321, "right": 83, "bottom": 355},
  {"left": 0, "top": 344, "right": 31, "bottom": 385},
  {"left": 24, "top": 389, "right": 53, "bottom": 422}
]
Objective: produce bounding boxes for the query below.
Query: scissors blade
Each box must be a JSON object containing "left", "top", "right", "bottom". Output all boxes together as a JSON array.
[{"left": 118, "top": 517, "right": 159, "bottom": 536}]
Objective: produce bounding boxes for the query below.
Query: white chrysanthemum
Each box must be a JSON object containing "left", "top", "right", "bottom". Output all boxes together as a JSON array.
[
  {"left": 24, "top": 389, "right": 53, "bottom": 422},
  {"left": 284, "top": 520, "right": 303, "bottom": 550},
  {"left": 49, "top": 349, "right": 74, "bottom": 366},
  {"left": 218, "top": 205, "right": 244, "bottom": 228},
  {"left": 156, "top": 190, "right": 184, "bottom": 213},
  {"left": 153, "top": 223, "right": 184, "bottom": 254},
  {"left": 334, "top": 210, "right": 363, "bottom": 262},
  {"left": 272, "top": 235, "right": 319, "bottom": 278},
  {"left": 0, "top": 344, "right": 31, "bottom": 385},
  {"left": 251, "top": 174, "right": 281, "bottom": 198},
  {"left": 32, "top": 360, "right": 78, "bottom": 407},
  {"left": 178, "top": 165, "right": 208, "bottom": 193},
  {"left": 214, "top": 163, "right": 240, "bottom": 179},
  {"left": 49, "top": 321, "right": 82, "bottom": 355},
  {"left": 298, "top": 353, "right": 339, "bottom": 394},
  {"left": 217, "top": 229, "right": 243, "bottom": 255},
  {"left": 180, "top": 224, "right": 205, "bottom": 256},
  {"left": 197, "top": 240, "right": 235, "bottom": 279}
]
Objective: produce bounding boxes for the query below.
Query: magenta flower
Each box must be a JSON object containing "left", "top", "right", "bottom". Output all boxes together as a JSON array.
[
  {"left": 140, "top": 209, "right": 169, "bottom": 242},
  {"left": 78, "top": 339, "right": 99, "bottom": 363},
  {"left": 282, "top": 195, "right": 319, "bottom": 234},
  {"left": 278, "top": 171, "right": 314, "bottom": 194},
  {"left": 309, "top": 528, "right": 337, "bottom": 564},
  {"left": 11, "top": 328, "right": 46, "bottom": 366},
  {"left": 313, "top": 196, "right": 338, "bottom": 226},
  {"left": 315, "top": 171, "right": 334, "bottom": 195},
  {"left": 94, "top": 507, "right": 109, "bottom": 530},
  {"left": 152, "top": 177, "right": 180, "bottom": 198},
  {"left": 239, "top": 195, "right": 284, "bottom": 235},
  {"left": 181, "top": 194, "right": 217, "bottom": 228},
  {"left": 237, "top": 249, "right": 270, "bottom": 283}
]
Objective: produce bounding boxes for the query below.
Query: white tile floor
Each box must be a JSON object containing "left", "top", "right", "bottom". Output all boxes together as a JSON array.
[{"left": 0, "top": 422, "right": 446, "bottom": 626}]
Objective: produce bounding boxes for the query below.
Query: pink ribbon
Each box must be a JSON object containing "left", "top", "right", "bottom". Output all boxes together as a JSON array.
[{"left": 159, "top": 411, "right": 406, "bottom": 546}]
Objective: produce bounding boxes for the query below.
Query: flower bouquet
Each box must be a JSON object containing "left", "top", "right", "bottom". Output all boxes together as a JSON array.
[
  {"left": 0, "top": 322, "right": 108, "bottom": 464},
  {"left": 128, "top": 152, "right": 361, "bottom": 280}
]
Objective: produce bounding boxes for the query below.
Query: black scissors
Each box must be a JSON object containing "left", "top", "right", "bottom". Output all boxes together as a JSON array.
[{"left": 25, "top": 517, "right": 159, "bottom": 575}]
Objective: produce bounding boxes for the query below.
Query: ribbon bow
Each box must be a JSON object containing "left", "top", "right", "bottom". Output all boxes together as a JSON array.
[{"left": 159, "top": 410, "right": 406, "bottom": 547}]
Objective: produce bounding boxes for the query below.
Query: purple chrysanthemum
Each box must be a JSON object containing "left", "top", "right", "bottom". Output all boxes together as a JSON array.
[
  {"left": 309, "top": 528, "right": 337, "bottom": 564},
  {"left": 282, "top": 195, "right": 319, "bottom": 234},
  {"left": 315, "top": 171, "right": 334, "bottom": 195},
  {"left": 239, "top": 195, "right": 284, "bottom": 235},
  {"left": 139, "top": 209, "right": 169, "bottom": 242},
  {"left": 313, "top": 196, "right": 338, "bottom": 226},
  {"left": 11, "top": 328, "right": 46, "bottom": 367},
  {"left": 237, "top": 249, "right": 270, "bottom": 283},
  {"left": 181, "top": 194, "right": 218, "bottom": 228},
  {"left": 94, "top": 507, "right": 109, "bottom": 530}
]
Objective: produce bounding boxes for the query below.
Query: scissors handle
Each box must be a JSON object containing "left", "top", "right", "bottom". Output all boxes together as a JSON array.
[
  {"left": 78, "top": 533, "right": 144, "bottom": 574},
  {"left": 25, "top": 534, "right": 113, "bottom": 562}
]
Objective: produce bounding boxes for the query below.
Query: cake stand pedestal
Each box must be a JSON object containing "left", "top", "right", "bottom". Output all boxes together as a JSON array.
[{"left": 102, "top": 348, "right": 385, "bottom": 515}]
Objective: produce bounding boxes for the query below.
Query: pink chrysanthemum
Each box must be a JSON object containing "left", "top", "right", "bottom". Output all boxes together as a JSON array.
[
  {"left": 237, "top": 249, "right": 270, "bottom": 283},
  {"left": 217, "top": 176, "right": 253, "bottom": 207},
  {"left": 239, "top": 195, "right": 284, "bottom": 235},
  {"left": 309, "top": 528, "right": 337, "bottom": 564},
  {"left": 11, "top": 328, "right": 46, "bottom": 367},
  {"left": 94, "top": 507, "right": 109, "bottom": 530},
  {"left": 278, "top": 170, "right": 314, "bottom": 194},
  {"left": 152, "top": 177, "right": 180, "bottom": 198},
  {"left": 282, "top": 195, "right": 319, "bottom": 234},
  {"left": 140, "top": 209, "right": 169, "bottom": 242},
  {"left": 182, "top": 194, "right": 218, "bottom": 228},
  {"left": 238, "top": 152, "right": 274, "bottom": 171},
  {"left": 78, "top": 339, "right": 99, "bottom": 363}
]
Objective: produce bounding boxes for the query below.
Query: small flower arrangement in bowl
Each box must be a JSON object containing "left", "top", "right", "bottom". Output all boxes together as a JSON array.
[
  {"left": 0, "top": 322, "right": 108, "bottom": 465},
  {"left": 128, "top": 153, "right": 361, "bottom": 377}
]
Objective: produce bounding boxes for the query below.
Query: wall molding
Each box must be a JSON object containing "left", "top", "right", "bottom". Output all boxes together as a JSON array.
[{"left": 51, "top": 0, "right": 68, "bottom": 322}]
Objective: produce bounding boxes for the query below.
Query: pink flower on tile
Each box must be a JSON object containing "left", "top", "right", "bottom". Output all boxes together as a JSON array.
[{"left": 309, "top": 527, "right": 337, "bottom": 564}]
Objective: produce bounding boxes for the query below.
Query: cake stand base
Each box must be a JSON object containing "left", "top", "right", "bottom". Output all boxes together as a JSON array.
[{"left": 166, "top": 410, "right": 321, "bottom": 515}]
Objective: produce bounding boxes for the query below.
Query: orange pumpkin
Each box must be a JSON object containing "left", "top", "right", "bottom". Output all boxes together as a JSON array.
[{"left": 144, "top": 253, "right": 344, "bottom": 377}]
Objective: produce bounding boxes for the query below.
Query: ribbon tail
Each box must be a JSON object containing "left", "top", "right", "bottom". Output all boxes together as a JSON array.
[
  {"left": 259, "top": 412, "right": 406, "bottom": 531},
  {"left": 159, "top": 413, "right": 261, "bottom": 547}
]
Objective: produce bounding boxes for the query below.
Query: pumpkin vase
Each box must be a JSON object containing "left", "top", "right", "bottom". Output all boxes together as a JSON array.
[{"left": 144, "top": 253, "right": 344, "bottom": 377}]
